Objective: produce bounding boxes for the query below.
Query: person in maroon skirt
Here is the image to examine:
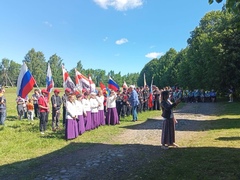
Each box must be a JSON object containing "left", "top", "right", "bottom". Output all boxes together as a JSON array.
[
  {"left": 160, "top": 91, "right": 181, "bottom": 149},
  {"left": 65, "top": 94, "right": 79, "bottom": 140},
  {"left": 96, "top": 90, "right": 105, "bottom": 126},
  {"left": 82, "top": 92, "right": 92, "bottom": 131},
  {"left": 89, "top": 92, "right": 99, "bottom": 129},
  {"left": 106, "top": 90, "right": 119, "bottom": 125},
  {"left": 75, "top": 94, "right": 86, "bottom": 135}
]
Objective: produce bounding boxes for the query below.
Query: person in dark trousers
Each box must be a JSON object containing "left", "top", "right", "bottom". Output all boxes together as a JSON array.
[
  {"left": 51, "top": 89, "right": 62, "bottom": 131},
  {"left": 62, "top": 88, "right": 71, "bottom": 127},
  {"left": 38, "top": 89, "right": 49, "bottom": 135},
  {"left": 116, "top": 90, "right": 123, "bottom": 120}
]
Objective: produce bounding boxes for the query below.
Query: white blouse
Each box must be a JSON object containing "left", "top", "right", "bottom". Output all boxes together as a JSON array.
[
  {"left": 66, "top": 100, "right": 78, "bottom": 119},
  {"left": 82, "top": 98, "right": 91, "bottom": 112},
  {"left": 96, "top": 95, "right": 104, "bottom": 110},
  {"left": 90, "top": 97, "right": 99, "bottom": 113},
  {"left": 106, "top": 94, "right": 117, "bottom": 108},
  {"left": 75, "top": 99, "right": 86, "bottom": 116}
]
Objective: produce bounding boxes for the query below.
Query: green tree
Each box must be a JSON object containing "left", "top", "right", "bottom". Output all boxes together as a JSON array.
[
  {"left": 24, "top": 48, "right": 46, "bottom": 87},
  {"left": 48, "top": 54, "right": 63, "bottom": 87}
]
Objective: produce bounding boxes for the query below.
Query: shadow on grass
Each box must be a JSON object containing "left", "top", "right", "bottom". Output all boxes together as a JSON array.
[
  {"left": 174, "top": 101, "right": 240, "bottom": 116},
  {"left": 216, "top": 136, "right": 240, "bottom": 141},
  {"left": 0, "top": 142, "right": 239, "bottom": 180},
  {"left": 7, "top": 115, "right": 18, "bottom": 121},
  {"left": 119, "top": 117, "right": 240, "bottom": 131}
]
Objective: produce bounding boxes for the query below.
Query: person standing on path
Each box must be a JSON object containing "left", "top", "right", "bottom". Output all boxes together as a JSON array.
[
  {"left": 128, "top": 85, "right": 139, "bottom": 122},
  {"left": 160, "top": 90, "right": 181, "bottom": 149}
]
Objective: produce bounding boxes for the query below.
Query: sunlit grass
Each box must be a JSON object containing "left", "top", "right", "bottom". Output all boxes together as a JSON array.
[
  {"left": 0, "top": 87, "right": 160, "bottom": 171},
  {"left": 131, "top": 101, "right": 240, "bottom": 179}
]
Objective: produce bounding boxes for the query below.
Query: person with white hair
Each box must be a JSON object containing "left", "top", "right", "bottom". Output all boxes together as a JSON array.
[{"left": 128, "top": 85, "right": 139, "bottom": 122}]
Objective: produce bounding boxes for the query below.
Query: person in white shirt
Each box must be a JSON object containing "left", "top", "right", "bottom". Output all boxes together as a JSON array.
[
  {"left": 106, "top": 90, "right": 119, "bottom": 125},
  {"left": 65, "top": 94, "right": 79, "bottom": 140},
  {"left": 96, "top": 90, "right": 105, "bottom": 126},
  {"left": 82, "top": 92, "right": 92, "bottom": 131},
  {"left": 75, "top": 94, "right": 86, "bottom": 135},
  {"left": 90, "top": 92, "right": 99, "bottom": 129}
]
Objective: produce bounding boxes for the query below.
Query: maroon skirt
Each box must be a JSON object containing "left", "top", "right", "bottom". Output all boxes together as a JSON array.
[
  {"left": 84, "top": 111, "right": 92, "bottom": 131},
  {"left": 65, "top": 118, "right": 79, "bottom": 140},
  {"left": 106, "top": 107, "right": 119, "bottom": 125},
  {"left": 78, "top": 115, "right": 85, "bottom": 135}
]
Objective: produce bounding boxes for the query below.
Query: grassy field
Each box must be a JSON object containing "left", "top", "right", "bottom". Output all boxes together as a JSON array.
[
  {"left": 134, "top": 100, "right": 240, "bottom": 179},
  {"left": 0, "top": 87, "right": 160, "bottom": 177},
  {"left": 0, "top": 87, "right": 240, "bottom": 179}
]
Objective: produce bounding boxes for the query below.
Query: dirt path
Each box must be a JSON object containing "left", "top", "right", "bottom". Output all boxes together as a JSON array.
[{"left": 11, "top": 102, "right": 220, "bottom": 180}]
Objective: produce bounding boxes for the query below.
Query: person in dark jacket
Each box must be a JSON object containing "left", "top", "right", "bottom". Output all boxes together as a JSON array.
[
  {"left": 160, "top": 90, "right": 181, "bottom": 149},
  {"left": 51, "top": 89, "right": 62, "bottom": 131}
]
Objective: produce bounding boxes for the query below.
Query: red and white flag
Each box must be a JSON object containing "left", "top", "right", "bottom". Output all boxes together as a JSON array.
[
  {"left": 88, "top": 75, "right": 96, "bottom": 93},
  {"left": 62, "top": 65, "right": 76, "bottom": 93},
  {"left": 75, "top": 69, "right": 90, "bottom": 92}
]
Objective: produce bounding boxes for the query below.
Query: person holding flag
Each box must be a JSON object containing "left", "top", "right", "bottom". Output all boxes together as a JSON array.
[{"left": 38, "top": 89, "right": 50, "bottom": 135}]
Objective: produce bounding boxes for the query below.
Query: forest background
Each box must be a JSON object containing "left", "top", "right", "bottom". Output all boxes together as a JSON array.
[{"left": 1, "top": 2, "right": 240, "bottom": 97}]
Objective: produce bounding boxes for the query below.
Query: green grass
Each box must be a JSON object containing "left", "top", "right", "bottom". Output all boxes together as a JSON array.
[
  {"left": 0, "top": 87, "right": 160, "bottom": 177},
  {"left": 1, "top": 87, "right": 240, "bottom": 179},
  {"left": 131, "top": 101, "right": 240, "bottom": 179}
]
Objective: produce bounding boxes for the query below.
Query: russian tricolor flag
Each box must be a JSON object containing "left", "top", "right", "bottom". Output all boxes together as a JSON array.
[
  {"left": 17, "top": 63, "right": 35, "bottom": 98},
  {"left": 46, "top": 63, "right": 54, "bottom": 93},
  {"left": 108, "top": 76, "right": 119, "bottom": 92}
]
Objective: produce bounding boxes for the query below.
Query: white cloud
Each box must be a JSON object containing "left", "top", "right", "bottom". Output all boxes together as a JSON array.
[
  {"left": 93, "top": 0, "right": 143, "bottom": 11},
  {"left": 145, "top": 52, "right": 164, "bottom": 59},
  {"left": 115, "top": 38, "right": 128, "bottom": 45},
  {"left": 103, "top": 37, "right": 108, "bottom": 41},
  {"left": 43, "top": 21, "right": 53, "bottom": 27}
]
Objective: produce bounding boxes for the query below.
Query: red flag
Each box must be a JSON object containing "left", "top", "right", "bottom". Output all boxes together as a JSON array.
[
  {"left": 148, "top": 77, "right": 154, "bottom": 108},
  {"left": 100, "top": 82, "right": 106, "bottom": 91}
]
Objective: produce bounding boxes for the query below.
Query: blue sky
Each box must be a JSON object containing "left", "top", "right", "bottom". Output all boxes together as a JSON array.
[{"left": 0, "top": 0, "right": 224, "bottom": 75}]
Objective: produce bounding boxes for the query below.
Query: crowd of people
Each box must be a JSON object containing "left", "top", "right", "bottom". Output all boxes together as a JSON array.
[
  {"left": 13, "top": 85, "right": 225, "bottom": 141},
  {"left": 0, "top": 83, "right": 230, "bottom": 145}
]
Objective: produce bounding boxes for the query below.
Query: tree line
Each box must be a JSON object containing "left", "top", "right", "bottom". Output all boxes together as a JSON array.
[
  {"left": 0, "top": 49, "right": 139, "bottom": 88},
  {"left": 1, "top": 4, "right": 240, "bottom": 97},
  {"left": 138, "top": 9, "right": 240, "bottom": 96}
]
